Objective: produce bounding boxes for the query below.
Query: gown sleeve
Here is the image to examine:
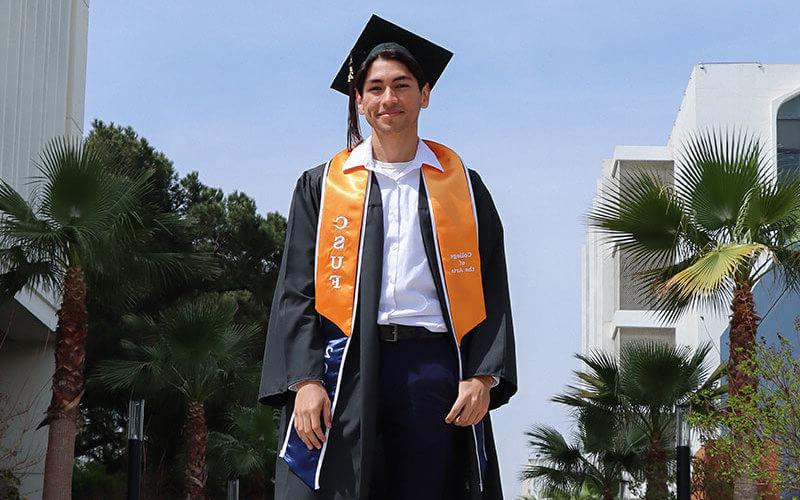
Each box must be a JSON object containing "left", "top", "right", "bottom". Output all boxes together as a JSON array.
[
  {"left": 258, "top": 168, "right": 326, "bottom": 407},
  {"left": 461, "top": 169, "right": 518, "bottom": 410}
]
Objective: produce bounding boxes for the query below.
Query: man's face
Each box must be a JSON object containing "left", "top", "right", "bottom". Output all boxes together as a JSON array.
[{"left": 356, "top": 58, "right": 430, "bottom": 137}]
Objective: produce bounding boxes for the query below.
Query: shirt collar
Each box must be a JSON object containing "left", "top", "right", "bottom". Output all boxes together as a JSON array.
[{"left": 342, "top": 135, "right": 444, "bottom": 173}]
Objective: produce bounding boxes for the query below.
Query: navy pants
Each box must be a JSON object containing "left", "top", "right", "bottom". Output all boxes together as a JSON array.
[{"left": 377, "top": 334, "right": 460, "bottom": 500}]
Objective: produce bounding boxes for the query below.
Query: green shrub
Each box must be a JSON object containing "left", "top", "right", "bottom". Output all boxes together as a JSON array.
[
  {"left": 0, "top": 469, "right": 21, "bottom": 500},
  {"left": 72, "top": 460, "right": 126, "bottom": 500}
]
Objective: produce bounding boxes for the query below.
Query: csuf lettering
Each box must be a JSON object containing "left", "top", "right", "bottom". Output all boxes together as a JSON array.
[{"left": 328, "top": 215, "right": 349, "bottom": 289}]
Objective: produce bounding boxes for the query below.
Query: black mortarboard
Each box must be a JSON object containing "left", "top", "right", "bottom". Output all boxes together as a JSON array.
[{"left": 331, "top": 15, "right": 453, "bottom": 96}]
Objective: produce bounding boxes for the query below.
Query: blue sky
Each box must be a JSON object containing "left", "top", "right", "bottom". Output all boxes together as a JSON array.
[{"left": 84, "top": 1, "right": 800, "bottom": 495}]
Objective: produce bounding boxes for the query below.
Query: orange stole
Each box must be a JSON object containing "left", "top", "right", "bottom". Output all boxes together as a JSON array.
[
  {"left": 314, "top": 142, "right": 486, "bottom": 345},
  {"left": 314, "top": 150, "right": 370, "bottom": 336},
  {"left": 421, "top": 140, "right": 486, "bottom": 344}
]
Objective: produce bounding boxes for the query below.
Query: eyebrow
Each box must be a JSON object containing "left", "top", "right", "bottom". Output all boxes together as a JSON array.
[{"left": 366, "top": 75, "right": 412, "bottom": 84}]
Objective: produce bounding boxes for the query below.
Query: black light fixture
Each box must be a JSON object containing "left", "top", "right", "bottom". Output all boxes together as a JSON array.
[
  {"left": 227, "top": 478, "right": 240, "bottom": 500},
  {"left": 618, "top": 471, "right": 631, "bottom": 500},
  {"left": 127, "top": 399, "right": 145, "bottom": 500},
  {"left": 676, "top": 402, "right": 691, "bottom": 500}
]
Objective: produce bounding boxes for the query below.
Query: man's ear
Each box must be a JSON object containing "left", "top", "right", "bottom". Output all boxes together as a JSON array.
[
  {"left": 355, "top": 91, "right": 365, "bottom": 115},
  {"left": 420, "top": 83, "right": 431, "bottom": 109}
]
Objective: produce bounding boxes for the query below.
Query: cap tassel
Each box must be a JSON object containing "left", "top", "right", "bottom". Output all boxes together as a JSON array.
[{"left": 347, "top": 55, "right": 354, "bottom": 83}]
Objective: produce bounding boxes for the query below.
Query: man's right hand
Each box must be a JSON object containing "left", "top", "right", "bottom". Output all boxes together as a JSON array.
[{"left": 293, "top": 380, "right": 332, "bottom": 450}]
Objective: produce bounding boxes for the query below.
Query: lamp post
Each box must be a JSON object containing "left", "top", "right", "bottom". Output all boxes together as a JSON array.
[
  {"left": 618, "top": 478, "right": 627, "bottom": 500},
  {"left": 618, "top": 470, "right": 632, "bottom": 500},
  {"left": 676, "top": 403, "right": 691, "bottom": 500},
  {"left": 227, "top": 478, "right": 240, "bottom": 500},
  {"left": 127, "top": 399, "right": 145, "bottom": 500}
]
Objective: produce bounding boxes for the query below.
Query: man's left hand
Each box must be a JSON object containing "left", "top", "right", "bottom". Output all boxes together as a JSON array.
[{"left": 445, "top": 375, "right": 492, "bottom": 426}]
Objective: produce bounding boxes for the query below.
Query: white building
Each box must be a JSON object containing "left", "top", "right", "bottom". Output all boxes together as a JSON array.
[
  {"left": 582, "top": 63, "right": 800, "bottom": 361},
  {"left": 519, "top": 454, "right": 545, "bottom": 499},
  {"left": 0, "top": 1, "right": 89, "bottom": 498}
]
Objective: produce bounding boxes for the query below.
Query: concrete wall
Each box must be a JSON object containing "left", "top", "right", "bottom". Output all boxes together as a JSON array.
[
  {"left": 1, "top": 0, "right": 88, "bottom": 195},
  {"left": 670, "top": 64, "right": 800, "bottom": 167},
  {"left": 668, "top": 66, "right": 697, "bottom": 147},
  {"left": 0, "top": 339, "right": 55, "bottom": 499},
  {"left": 0, "top": 1, "right": 89, "bottom": 498},
  {"left": 581, "top": 159, "right": 620, "bottom": 356}
]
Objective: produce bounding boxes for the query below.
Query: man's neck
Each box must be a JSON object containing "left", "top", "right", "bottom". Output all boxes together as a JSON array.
[{"left": 371, "top": 132, "right": 419, "bottom": 163}]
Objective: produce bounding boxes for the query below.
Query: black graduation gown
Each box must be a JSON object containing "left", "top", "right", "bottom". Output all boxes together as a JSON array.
[{"left": 258, "top": 162, "right": 517, "bottom": 500}]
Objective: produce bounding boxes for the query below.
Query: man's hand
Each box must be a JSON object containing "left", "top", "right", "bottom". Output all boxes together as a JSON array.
[
  {"left": 293, "top": 380, "right": 331, "bottom": 450},
  {"left": 445, "top": 375, "right": 493, "bottom": 427}
]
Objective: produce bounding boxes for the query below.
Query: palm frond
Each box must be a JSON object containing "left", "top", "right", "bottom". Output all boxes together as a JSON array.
[
  {"left": 519, "top": 464, "right": 580, "bottom": 498},
  {"left": 634, "top": 256, "right": 734, "bottom": 324},
  {"left": 742, "top": 171, "right": 800, "bottom": 239},
  {"left": 0, "top": 180, "right": 65, "bottom": 263},
  {"left": 0, "top": 179, "right": 38, "bottom": 223},
  {"left": 663, "top": 243, "right": 764, "bottom": 299},
  {"left": 588, "top": 170, "right": 688, "bottom": 271},
  {"left": 0, "top": 246, "right": 61, "bottom": 301},
  {"left": 217, "top": 323, "right": 259, "bottom": 369},
  {"left": 578, "top": 404, "right": 621, "bottom": 453},
  {"left": 133, "top": 252, "right": 220, "bottom": 285},
  {"left": 675, "top": 129, "right": 774, "bottom": 239},
  {"left": 768, "top": 246, "right": 800, "bottom": 294},
  {"left": 619, "top": 341, "right": 713, "bottom": 409},
  {"left": 98, "top": 296, "right": 258, "bottom": 405},
  {"left": 95, "top": 356, "right": 160, "bottom": 393},
  {"left": 208, "top": 404, "right": 278, "bottom": 480},
  {"left": 34, "top": 137, "right": 152, "bottom": 241},
  {"left": 522, "top": 425, "right": 588, "bottom": 496},
  {"left": 570, "top": 350, "right": 620, "bottom": 405}
]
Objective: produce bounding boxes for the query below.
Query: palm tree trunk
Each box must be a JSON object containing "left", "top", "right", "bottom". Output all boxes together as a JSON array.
[
  {"left": 602, "top": 486, "right": 615, "bottom": 500},
  {"left": 644, "top": 435, "right": 668, "bottom": 500},
  {"left": 41, "top": 265, "right": 88, "bottom": 500},
  {"left": 249, "top": 477, "right": 268, "bottom": 500},
  {"left": 728, "top": 282, "right": 758, "bottom": 400},
  {"left": 729, "top": 282, "right": 760, "bottom": 500},
  {"left": 183, "top": 400, "right": 208, "bottom": 500}
]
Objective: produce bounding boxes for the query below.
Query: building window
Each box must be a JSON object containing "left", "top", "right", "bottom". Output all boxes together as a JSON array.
[
  {"left": 778, "top": 94, "right": 800, "bottom": 174},
  {"left": 616, "top": 160, "right": 673, "bottom": 311}
]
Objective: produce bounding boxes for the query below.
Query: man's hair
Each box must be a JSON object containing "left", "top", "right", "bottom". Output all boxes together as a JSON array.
[{"left": 347, "top": 47, "right": 427, "bottom": 151}]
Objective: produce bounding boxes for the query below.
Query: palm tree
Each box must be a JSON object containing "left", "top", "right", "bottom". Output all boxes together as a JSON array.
[
  {"left": 521, "top": 408, "right": 645, "bottom": 500},
  {"left": 0, "top": 137, "right": 214, "bottom": 499},
  {"left": 587, "top": 129, "right": 800, "bottom": 497},
  {"left": 208, "top": 404, "right": 278, "bottom": 499},
  {"left": 554, "top": 341, "right": 720, "bottom": 499},
  {"left": 97, "top": 297, "right": 258, "bottom": 499}
]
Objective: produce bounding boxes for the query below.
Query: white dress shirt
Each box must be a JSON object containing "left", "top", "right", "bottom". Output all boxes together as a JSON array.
[
  {"left": 344, "top": 136, "right": 448, "bottom": 332},
  {"left": 290, "top": 136, "right": 498, "bottom": 390}
]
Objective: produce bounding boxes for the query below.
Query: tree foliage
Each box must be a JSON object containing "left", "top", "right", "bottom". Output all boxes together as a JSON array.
[
  {"left": 691, "top": 325, "right": 800, "bottom": 495},
  {"left": 70, "top": 120, "right": 286, "bottom": 497},
  {"left": 548, "top": 341, "right": 720, "bottom": 499}
]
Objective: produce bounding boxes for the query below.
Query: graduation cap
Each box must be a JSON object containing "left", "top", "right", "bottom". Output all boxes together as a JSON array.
[{"left": 331, "top": 15, "right": 453, "bottom": 96}]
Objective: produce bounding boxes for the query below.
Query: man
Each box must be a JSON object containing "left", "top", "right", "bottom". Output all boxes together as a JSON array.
[{"left": 259, "top": 15, "right": 517, "bottom": 500}]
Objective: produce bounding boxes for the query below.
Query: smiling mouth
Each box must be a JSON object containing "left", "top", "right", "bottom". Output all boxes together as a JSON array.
[{"left": 379, "top": 110, "right": 403, "bottom": 117}]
